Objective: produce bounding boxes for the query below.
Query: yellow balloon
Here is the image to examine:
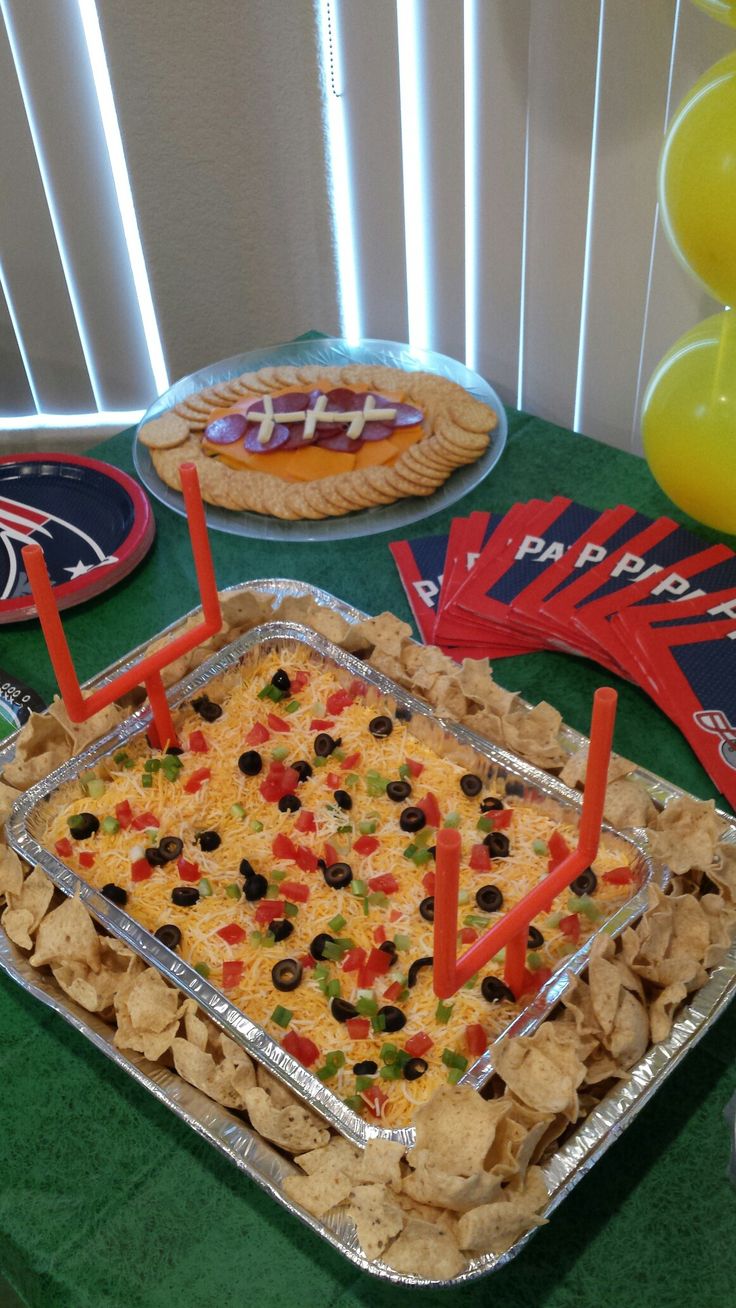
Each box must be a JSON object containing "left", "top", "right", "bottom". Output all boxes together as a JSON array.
[
  {"left": 642, "top": 312, "right": 736, "bottom": 534},
  {"left": 691, "top": 0, "right": 736, "bottom": 26},
  {"left": 659, "top": 53, "right": 736, "bottom": 304}
]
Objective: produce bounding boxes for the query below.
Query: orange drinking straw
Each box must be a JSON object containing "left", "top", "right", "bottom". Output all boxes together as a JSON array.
[
  {"left": 432, "top": 686, "right": 618, "bottom": 1000},
  {"left": 22, "top": 462, "right": 222, "bottom": 750}
]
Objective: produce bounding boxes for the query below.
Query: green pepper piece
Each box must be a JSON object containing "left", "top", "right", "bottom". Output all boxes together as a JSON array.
[
  {"left": 328, "top": 913, "right": 347, "bottom": 932},
  {"left": 476, "top": 816, "right": 493, "bottom": 832},
  {"left": 270, "top": 1005, "right": 293, "bottom": 1028},
  {"left": 101, "top": 816, "right": 119, "bottom": 835}
]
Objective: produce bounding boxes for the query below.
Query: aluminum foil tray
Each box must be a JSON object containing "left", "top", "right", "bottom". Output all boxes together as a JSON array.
[{"left": 2, "top": 579, "right": 736, "bottom": 1287}]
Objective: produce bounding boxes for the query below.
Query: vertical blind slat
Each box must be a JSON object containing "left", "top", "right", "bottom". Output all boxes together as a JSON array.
[
  {"left": 0, "top": 18, "right": 94, "bottom": 414},
  {"left": 97, "top": 0, "right": 339, "bottom": 388},
  {"left": 4, "top": 0, "right": 157, "bottom": 410},
  {"left": 0, "top": 288, "right": 34, "bottom": 417},
  {"left": 337, "top": 0, "right": 408, "bottom": 344},
  {"left": 519, "top": 0, "right": 599, "bottom": 428},
  {"left": 575, "top": 0, "right": 675, "bottom": 451},
  {"left": 470, "top": 0, "right": 530, "bottom": 405}
]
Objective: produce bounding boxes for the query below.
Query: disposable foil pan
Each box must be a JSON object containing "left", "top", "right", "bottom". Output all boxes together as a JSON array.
[
  {"left": 7, "top": 620, "right": 659, "bottom": 1148},
  {"left": 3, "top": 579, "right": 736, "bottom": 1286}
]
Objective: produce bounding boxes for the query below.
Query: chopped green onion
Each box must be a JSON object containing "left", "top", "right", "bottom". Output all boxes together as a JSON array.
[
  {"left": 230, "top": 803, "right": 246, "bottom": 819},
  {"left": 344, "top": 773, "right": 360, "bottom": 789},
  {"left": 358, "top": 819, "right": 377, "bottom": 835},
  {"left": 443, "top": 812, "right": 461, "bottom": 828},
  {"left": 344, "top": 1094, "right": 364, "bottom": 1111},
  {"left": 67, "top": 814, "right": 86, "bottom": 830},
  {"left": 326, "top": 1049, "right": 346, "bottom": 1069},
  {"left": 312, "top": 755, "right": 328, "bottom": 768},
  {"left": 371, "top": 1012, "right": 387, "bottom": 1033},
  {"left": 576, "top": 895, "right": 601, "bottom": 922},
  {"left": 146, "top": 828, "right": 158, "bottom": 841},
  {"left": 337, "top": 824, "right": 353, "bottom": 834},
  {"left": 266, "top": 883, "right": 281, "bottom": 899},
  {"left": 101, "top": 816, "right": 119, "bottom": 835},
  {"left": 413, "top": 827, "right": 433, "bottom": 848},
  {"left": 464, "top": 914, "right": 491, "bottom": 929},
  {"left": 411, "top": 849, "right": 431, "bottom": 866},
  {"left": 380, "top": 1043, "right": 398, "bottom": 1063},
  {"left": 532, "top": 839, "right": 549, "bottom": 856},
  {"left": 368, "top": 892, "right": 388, "bottom": 909},
  {"left": 85, "top": 778, "right": 106, "bottom": 799},
  {"left": 476, "top": 816, "right": 493, "bottom": 832},
  {"left": 113, "top": 751, "right": 128, "bottom": 765},
  {"left": 356, "top": 995, "right": 378, "bottom": 1016},
  {"left": 141, "top": 774, "right": 153, "bottom": 789},
  {"left": 403, "top": 844, "right": 417, "bottom": 860},
  {"left": 271, "top": 1005, "right": 293, "bottom": 1028},
  {"left": 463, "top": 973, "right": 480, "bottom": 991},
  {"left": 326, "top": 979, "right": 341, "bottom": 998},
  {"left": 435, "top": 1000, "right": 453, "bottom": 1024},
  {"left": 250, "top": 819, "right": 264, "bottom": 832},
  {"left": 441, "top": 1048, "right": 469, "bottom": 1071},
  {"left": 271, "top": 745, "right": 289, "bottom": 761},
  {"left": 355, "top": 1075, "right": 375, "bottom": 1093},
  {"left": 283, "top": 901, "right": 299, "bottom": 918},
  {"left": 316, "top": 1065, "right": 337, "bottom": 1082},
  {"left": 225, "top": 883, "right": 242, "bottom": 900},
  {"left": 198, "top": 878, "right": 213, "bottom": 897},
  {"left": 313, "top": 963, "right": 330, "bottom": 979},
  {"left": 527, "top": 953, "right": 543, "bottom": 970},
  {"left": 545, "top": 911, "right": 564, "bottom": 928},
  {"left": 458, "top": 889, "right": 470, "bottom": 905},
  {"left": 447, "top": 1066, "right": 464, "bottom": 1085},
  {"left": 285, "top": 700, "right": 301, "bottom": 713},
  {"left": 351, "top": 879, "right": 368, "bottom": 898},
  {"left": 322, "top": 941, "right": 347, "bottom": 961},
  {"left": 194, "top": 962, "right": 210, "bottom": 979},
  {"left": 380, "top": 1063, "right": 403, "bottom": 1080},
  {"left": 393, "top": 934, "right": 411, "bottom": 952},
  {"left": 328, "top": 914, "right": 347, "bottom": 932},
  {"left": 270, "top": 869, "right": 286, "bottom": 882},
  {"left": 398, "top": 763, "right": 411, "bottom": 779}
]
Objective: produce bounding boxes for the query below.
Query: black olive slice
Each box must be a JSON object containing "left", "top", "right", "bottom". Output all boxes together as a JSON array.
[
  {"left": 195, "top": 830, "right": 221, "bottom": 852},
  {"left": 386, "top": 780, "right": 411, "bottom": 803},
  {"left": 504, "top": 778, "right": 525, "bottom": 797},
  {"left": 484, "top": 831, "right": 511, "bottom": 858},
  {"left": 314, "top": 733, "right": 339, "bottom": 756},
  {"left": 292, "top": 760, "right": 313, "bottom": 783},
  {"left": 310, "top": 932, "right": 335, "bottom": 960},
  {"left": 480, "top": 796, "right": 504, "bottom": 812},
  {"left": 102, "top": 882, "right": 127, "bottom": 907},
  {"left": 331, "top": 996, "right": 359, "bottom": 1022},
  {"left": 399, "top": 806, "right": 426, "bottom": 833},
  {"left": 323, "top": 862, "right": 353, "bottom": 889},
  {"left": 271, "top": 918, "right": 294, "bottom": 943},
  {"left": 145, "top": 846, "right": 167, "bottom": 867},
  {"left": 378, "top": 940, "right": 398, "bottom": 966},
  {"left": 475, "top": 885, "right": 504, "bottom": 913},
  {"left": 481, "top": 975, "right": 515, "bottom": 1004},
  {"left": 165, "top": 745, "right": 185, "bottom": 756},
  {"left": 239, "top": 858, "right": 256, "bottom": 881},
  {"left": 272, "top": 958, "right": 303, "bottom": 992},
  {"left": 403, "top": 1057, "right": 428, "bottom": 1081},
  {"left": 159, "top": 836, "right": 184, "bottom": 862},
  {"left": 527, "top": 925, "right": 545, "bottom": 949},
  {"left": 333, "top": 789, "right": 352, "bottom": 811},
  {"left": 419, "top": 896, "right": 435, "bottom": 923},
  {"left": 191, "top": 694, "right": 222, "bottom": 722},
  {"left": 172, "top": 886, "right": 200, "bottom": 907},
  {"left": 460, "top": 774, "right": 482, "bottom": 797},
  {"left": 238, "top": 750, "right": 262, "bottom": 776},
  {"left": 278, "top": 794, "right": 301, "bottom": 813},
  {"left": 407, "top": 956, "right": 433, "bottom": 987},
  {"left": 378, "top": 1004, "right": 406, "bottom": 1032},
  {"left": 155, "top": 924, "right": 182, "bottom": 951},
  {"left": 570, "top": 868, "right": 597, "bottom": 897},
  {"left": 353, "top": 1059, "right": 378, "bottom": 1076},
  {"left": 244, "top": 874, "right": 268, "bottom": 901},
  {"left": 68, "top": 812, "right": 100, "bottom": 840},
  {"left": 271, "top": 668, "right": 291, "bottom": 692},
  {"left": 368, "top": 715, "right": 393, "bottom": 738},
  {"left": 395, "top": 705, "right": 412, "bottom": 722}
]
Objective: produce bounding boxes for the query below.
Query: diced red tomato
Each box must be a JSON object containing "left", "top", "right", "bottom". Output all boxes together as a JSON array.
[
  {"left": 405, "top": 1031, "right": 433, "bottom": 1057},
  {"left": 281, "top": 880, "right": 310, "bottom": 903},
  {"left": 299, "top": 953, "right": 316, "bottom": 969},
  {"left": 357, "top": 967, "right": 374, "bottom": 989},
  {"left": 310, "top": 718, "right": 335, "bottom": 731},
  {"left": 459, "top": 926, "right": 477, "bottom": 944},
  {"left": 361, "top": 1084, "right": 388, "bottom": 1117},
  {"left": 490, "top": 808, "right": 512, "bottom": 829},
  {"left": 177, "top": 857, "right": 200, "bottom": 882},
  {"left": 295, "top": 845, "right": 318, "bottom": 874},
  {"left": 389, "top": 908, "right": 402, "bottom": 923},
  {"left": 266, "top": 712, "right": 291, "bottom": 734},
  {"left": 559, "top": 913, "right": 581, "bottom": 943},
  {"left": 217, "top": 923, "right": 246, "bottom": 945},
  {"left": 326, "top": 771, "right": 341, "bottom": 790},
  {"left": 184, "top": 768, "right": 211, "bottom": 794},
  {"left": 366, "top": 947, "right": 391, "bottom": 977},
  {"left": 131, "top": 858, "right": 153, "bottom": 882},
  {"left": 132, "top": 811, "right": 159, "bottom": 830},
  {"left": 465, "top": 1023, "right": 488, "bottom": 1057},
  {"left": 342, "top": 946, "right": 367, "bottom": 972},
  {"left": 222, "top": 960, "right": 244, "bottom": 989},
  {"left": 470, "top": 843, "right": 491, "bottom": 872},
  {"left": 373, "top": 925, "right": 387, "bottom": 945},
  {"left": 417, "top": 792, "right": 441, "bottom": 828},
  {"left": 255, "top": 900, "right": 286, "bottom": 925},
  {"left": 55, "top": 838, "right": 73, "bottom": 857},
  {"left": 353, "top": 835, "right": 379, "bottom": 856},
  {"left": 341, "top": 751, "right": 361, "bottom": 771},
  {"left": 326, "top": 689, "right": 354, "bottom": 715},
  {"left": 272, "top": 833, "right": 298, "bottom": 861},
  {"left": 368, "top": 872, "right": 398, "bottom": 895},
  {"left": 346, "top": 1017, "right": 371, "bottom": 1040},
  {"left": 406, "top": 758, "right": 424, "bottom": 778},
  {"left": 294, "top": 809, "right": 316, "bottom": 834},
  {"left": 349, "top": 677, "right": 367, "bottom": 698},
  {"left": 323, "top": 842, "right": 338, "bottom": 866},
  {"left": 548, "top": 830, "right": 571, "bottom": 870},
  {"left": 291, "top": 670, "right": 309, "bottom": 693},
  {"left": 383, "top": 980, "right": 403, "bottom": 1002},
  {"left": 79, "top": 852, "right": 95, "bottom": 869},
  {"left": 188, "top": 730, "right": 209, "bottom": 753},
  {"left": 520, "top": 965, "right": 552, "bottom": 996},
  {"left": 246, "top": 722, "right": 270, "bottom": 745},
  {"left": 260, "top": 764, "right": 300, "bottom": 803},
  {"left": 603, "top": 866, "right": 634, "bottom": 886},
  {"left": 422, "top": 870, "right": 436, "bottom": 895},
  {"left": 115, "top": 800, "right": 133, "bottom": 830},
  {"left": 282, "top": 1030, "right": 319, "bottom": 1067}
]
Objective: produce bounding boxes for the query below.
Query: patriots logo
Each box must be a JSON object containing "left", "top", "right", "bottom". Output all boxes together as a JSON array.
[
  {"left": 0, "top": 494, "right": 118, "bottom": 601},
  {"left": 693, "top": 709, "right": 736, "bottom": 772}
]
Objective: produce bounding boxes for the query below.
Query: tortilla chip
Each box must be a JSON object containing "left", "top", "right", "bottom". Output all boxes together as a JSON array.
[
  {"left": 51, "top": 958, "right": 123, "bottom": 1013},
  {"left": 402, "top": 1154, "right": 505, "bottom": 1213},
  {"left": 218, "top": 589, "right": 273, "bottom": 633},
  {"left": 383, "top": 1218, "right": 466, "bottom": 1279},
  {"left": 603, "top": 778, "right": 658, "bottom": 829},
  {"left": 462, "top": 707, "right": 506, "bottom": 747},
  {"left": 30, "top": 891, "right": 101, "bottom": 972},
  {"left": 170, "top": 1035, "right": 255, "bottom": 1108},
  {"left": 648, "top": 796, "right": 724, "bottom": 873},
  {"left": 410, "top": 1085, "right": 508, "bottom": 1177},
  {"left": 182, "top": 998, "right": 210, "bottom": 1051},
  {"left": 113, "top": 967, "right": 182, "bottom": 1062},
  {"left": 346, "top": 1183, "right": 405, "bottom": 1260},
  {"left": 503, "top": 702, "right": 566, "bottom": 770},
  {"left": 560, "top": 746, "right": 634, "bottom": 791},
  {"left": 47, "top": 699, "right": 123, "bottom": 754},
  {"left": 350, "top": 1138, "right": 404, "bottom": 1190},
  {"left": 649, "top": 981, "right": 688, "bottom": 1043},
  {"left": 295, "top": 1136, "right": 361, "bottom": 1176},
  {"left": 282, "top": 1167, "right": 352, "bottom": 1219},
  {"left": 429, "top": 674, "right": 468, "bottom": 721},
  {"left": 0, "top": 779, "right": 22, "bottom": 826},
  {"left": 355, "top": 612, "right": 413, "bottom": 659},
  {"left": 243, "top": 1086, "right": 329, "bottom": 1153},
  {"left": 495, "top": 1025, "right": 586, "bottom": 1120},
  {"left": 0, "top": 844, "right": 25, "bottom": 900},
  {"left": 605, "top": 989, "right": 649, "bottom": 1069},
  {"left": 256, "top": 1063, "right": 302, "bottom": 1109},
  {"left": 368, "top": 648, "right": 410, "bottom": 685},
  {"left": 2, "top": 711, "right": 70, "bottom": 789},
  {"left": 456, "top": 1190, "right": 547, "bottom": 1255},
  {"left": 709, "top": 844, "right": 736, "bottom": 903}
]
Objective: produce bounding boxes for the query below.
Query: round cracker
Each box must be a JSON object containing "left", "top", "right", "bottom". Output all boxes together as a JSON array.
[
  {"left": 139, "top": 413, "right": 190, "bottom": 450},
  {"left": 451, "top": 392, "right": 498, "bottom": 434}
]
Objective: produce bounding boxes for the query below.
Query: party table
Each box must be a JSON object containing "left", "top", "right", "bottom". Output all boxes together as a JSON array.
[{"left": 2, "top": 402, "right": 736, "bottom": 1308}]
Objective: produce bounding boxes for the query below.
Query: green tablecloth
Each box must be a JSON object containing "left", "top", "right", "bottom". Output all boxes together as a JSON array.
[{"left": 2, "top": 407, "right": 736, "bottom": 1308}]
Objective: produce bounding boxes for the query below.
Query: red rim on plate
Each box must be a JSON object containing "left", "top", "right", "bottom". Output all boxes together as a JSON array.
[{"left": 0, "top": 453, "right": 155, "bottom": 622}]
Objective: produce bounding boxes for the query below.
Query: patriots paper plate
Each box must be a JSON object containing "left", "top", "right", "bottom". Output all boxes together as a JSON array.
[{"left": 0, "top": 454, "right": 154, "bottom": 623}]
